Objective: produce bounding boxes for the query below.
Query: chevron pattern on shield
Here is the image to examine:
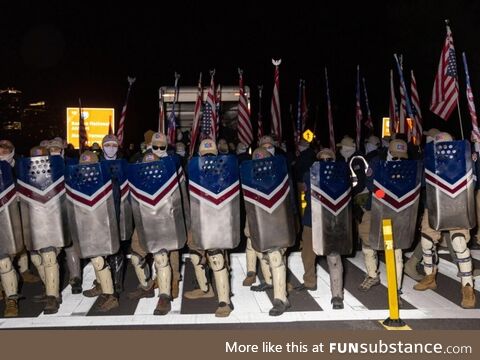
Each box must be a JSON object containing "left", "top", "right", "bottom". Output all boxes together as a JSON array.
[
  {"left": 188, "top": 155, "right": 239, "bottom": 210},
  {"left": 240, "top": 156, "right": 290, "bottom": 214},
  {"left": 424, "top": 141, "right": 474, "bottom": 199},
  {"left": 310, "top": 162, "right": 351, "bottom": 216},
  {"left": 128, "top": 157, "right": 180, "bottom": 210},
  {"left": 65, "top": 163, "right": 113, "bottom": 211},
  {"left": 372, "top": 160, "right": 421, "bottom": 213},
  {"left": 16, "top": 156, "right": 66, "bottom": 206}
]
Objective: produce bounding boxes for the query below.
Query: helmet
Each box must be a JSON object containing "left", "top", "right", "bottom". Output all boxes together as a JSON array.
[
  {"left": 79, "top": 150, "right": 99, "bottom": 164},
  {"left": 252, "top": 147, "right": 272, "bottom": 160},
  {"left": 388, "top": 139, "right": 408, "bottom": 159},
  {"left": 198, "top": 138, "right": 218, "bottom": 156}
]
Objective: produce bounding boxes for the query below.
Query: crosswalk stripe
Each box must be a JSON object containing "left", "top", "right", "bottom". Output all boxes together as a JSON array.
[
  {"left": 230, "top": 255, "right": 271, "bottom": 314},
  {"left": 2, "top": 252, "right": 480, "bottom": 329}
]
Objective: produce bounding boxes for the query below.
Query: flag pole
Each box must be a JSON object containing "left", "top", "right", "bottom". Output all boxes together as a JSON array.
[{"left": 446, "top": 19, "right": 465, "bottom": 140}]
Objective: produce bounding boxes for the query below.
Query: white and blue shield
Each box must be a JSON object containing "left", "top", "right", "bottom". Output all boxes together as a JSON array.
[
  {"left": 16, "top": 156, "right": 68, "bottom": 251},
  {"left": 369, "top": 160, "right": 421, "bottom": 250},
  {"left": 101, "top": 159, "right": 133, "bottom": 241},
  {"left": 0, "top": 161, "right": 23, "bottom": 256},
  {"left": 65, "top": 162, "right": 120, "bottom": 258},
  {"left": 128, "top": 156, "right": 187, "bottom": 253},
  {"left": 188, "top": 155, "right": 240, "bottom": 250},
  {"left": 425, "top": 140, "right": 475, "bottom": 230},
  {"left": 240, "top": 155, "right": 295, "bottom": 252},
  {"left": 310, "top": 161, "right": 352, "bottom": 256}
]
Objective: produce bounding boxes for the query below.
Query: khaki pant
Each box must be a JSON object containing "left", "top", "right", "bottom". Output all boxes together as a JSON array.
[
  {"left": 300, "top": 226, "right": 316, "bottom": 288},
  {"left": 420, "top": 209, "right": 470, "bottom": 242},
  {"left": 131, "top": 229, "right": 181, "bottom": 283}
]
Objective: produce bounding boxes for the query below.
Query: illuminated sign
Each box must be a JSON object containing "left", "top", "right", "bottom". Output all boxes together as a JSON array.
[
  {"left": 66, "top": 108, "right": 115, "bottom": 148},
  {"left": 302, "top": 129, "right": 314, "bottom": 143},
  {"left": 382, "top": 117, "right": 391, "bottom": 138}
]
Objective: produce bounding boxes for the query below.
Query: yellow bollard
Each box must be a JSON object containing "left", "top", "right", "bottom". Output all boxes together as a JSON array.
[{"left": 381, "top": 219, "right": 406, "bottom": 328}]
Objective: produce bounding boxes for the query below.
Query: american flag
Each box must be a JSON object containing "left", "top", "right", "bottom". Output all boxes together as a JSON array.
[
  {"left": 296, "top": 79, "right": 303, "bottom": 145},
  {"left": 167, "top": 73, "right": 180, "bottom": 145},
  {"left": 108, "top": 116, "right": 113, "bottom": 135},
  {"left": 398, "top": 56, "right": 407, "bottom": 135},
  {"left": 355, "top": 65, "right": 363, "bottom": 149},
  {"left": 410, "top": 70, "right": 423, "bottom": 143},
  {"left": 237, "top": 69, "right": 253, "bottom": 146},
  {"left": 362, "top": 77, "right": 374, "bottom": 130},
  {"left": 201, "top": 70, "right": 217, "bottom": 141},
  {"left": 215, "top": 84, "right": 221, "bottom": 136},
  {"left": 158, "top": 88, "right": 165, "bottom": 133},
  {"left": 189, "top": 73, "right": 203, "bottom": 156},
  {"left": 394, "top": 54, "right": 415, "bottom": 140},
  {"left": 257, "top": 85, "right": 264, "bottom": 141},
  {"left": 116, "top": 77, "right": 136, "bottom": 147},
  {"left": 271, "top": 59, "right": 282, "bottom": 142},
  {"left": 389, "top": 69, "right": 399, "bottom": 136},
  {"left": 167, "top": 109, "right": 177, "bottom": 145},
  {"left": 325, "top": 67, "right": 335, "bottom": 151},
  {"left": 78, "top": 98, "right": 88, "bottom": 152},
  {"left": 430, "top": 22, "right": 459, "bottom": 121},
  {"left": 301, "top": 81, "right": 308, "bottom": 134},
  {"left": 462, "top": 52, "right": 480, "bottom": 142}
]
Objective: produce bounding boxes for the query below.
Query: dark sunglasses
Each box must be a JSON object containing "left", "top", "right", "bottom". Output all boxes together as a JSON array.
[
  {"left": 320, "top": 158, "right": 334, "bottom": 162},
  {"left": 391, "top": 157, "right": 406, "bottom": 161},
  {"left": 152, "top": 145, "right": 167, "bottom": 151}
]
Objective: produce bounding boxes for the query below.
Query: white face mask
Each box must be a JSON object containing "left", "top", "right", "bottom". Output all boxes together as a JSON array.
[
  {"left": 340, "top": 146, "right": 355, "bottom": 160},
  {"left": 176, "top": 150, "right": 186, "bottom": 157},
  {"left": 0, "top": 150, "right": 15, "bottom": 167},
  {"left": 153, "top": 148, "right": 167, "bottom": 158},
  {"left": 265, "top": 146, "right": 275, "bottom": 156},
  {"left": 103, "top": 146, "right": 118, "bottom": 159},
  {"left": 50, "top": 150, "right": 64, "bottom": 158},
  {"left": 365, "top": 143, "right": 378, "bottom": 155}
]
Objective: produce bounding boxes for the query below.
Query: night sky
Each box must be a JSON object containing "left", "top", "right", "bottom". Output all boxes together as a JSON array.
[{"left": 2, "top": 1, "right": 480, "bottom": 147}]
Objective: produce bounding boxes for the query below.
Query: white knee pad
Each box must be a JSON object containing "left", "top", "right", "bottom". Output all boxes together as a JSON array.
[
  {"left": 451, "top": 233, "right": 468, "bottom": 254},
  {"left": 0, "top": 256, "right": 13, "bottom": 274},
  {"left": 190, "top": 252, "right": 204, "bottom": 267},
  {"left": 91, "top": 256, "right": 107, "bottom": 271},
  {"left": 208, "top": 251, "right": 225, "bottom": 272},
  {"left": 267, "top": 250, "right": 284, "bottom": 269},
  {"left": 41, "top": 250, "right": 58, "bottom": 267},
  {"left": 154, "top": 251, "right": 170, "bottom": 268},
  {"left": 30, "top": 252, "right": 43, "bottom": 267}
]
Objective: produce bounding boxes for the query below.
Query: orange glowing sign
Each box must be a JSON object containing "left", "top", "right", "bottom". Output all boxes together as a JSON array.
[
  {"left": 382, "top": 117, "right": 391, "bottom": 138},
  {"left": 66, "top": 108, "right": 115, "bottom": 148}
]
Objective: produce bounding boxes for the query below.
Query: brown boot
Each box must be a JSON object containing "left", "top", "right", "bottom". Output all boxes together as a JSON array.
[
  {"left": 82, "top": 281, "right": 102, "bottom": 298},
  {"left": 461, "top": 284, "right": 476, "bottom": 309},
  {"left": 153, "top": 294, "right": 171, "bottom": 315},
  {"left": 4, "top": 298, "right": 19, "bottom": 317},
  {"left": 413, "top": 273, "right": 437, "bottom": 291},
  {"left": 127, "top": 280, "right": 155, "bottom": 300},
  {"left": 43, "top": 296, "right": 60, "bottom": 315},
  {"left": 215, "top": 302, "right": 233, "bottom": 317},
  {"left": 242, "top": 272, "right": 256, "bottom": 286},
  {"left": 21, "top": 270, "right": 41, "bottom": 283},
  {"left": 97, "top": 294, "right": 119, "bottom": 312},
  {"left": 184, "top": 286, "right": 214, "bottom": 299}
]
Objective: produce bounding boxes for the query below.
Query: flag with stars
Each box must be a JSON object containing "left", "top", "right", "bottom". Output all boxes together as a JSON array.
[{"left": 430, "top": 23, "right": 459, "bottom": 121}]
